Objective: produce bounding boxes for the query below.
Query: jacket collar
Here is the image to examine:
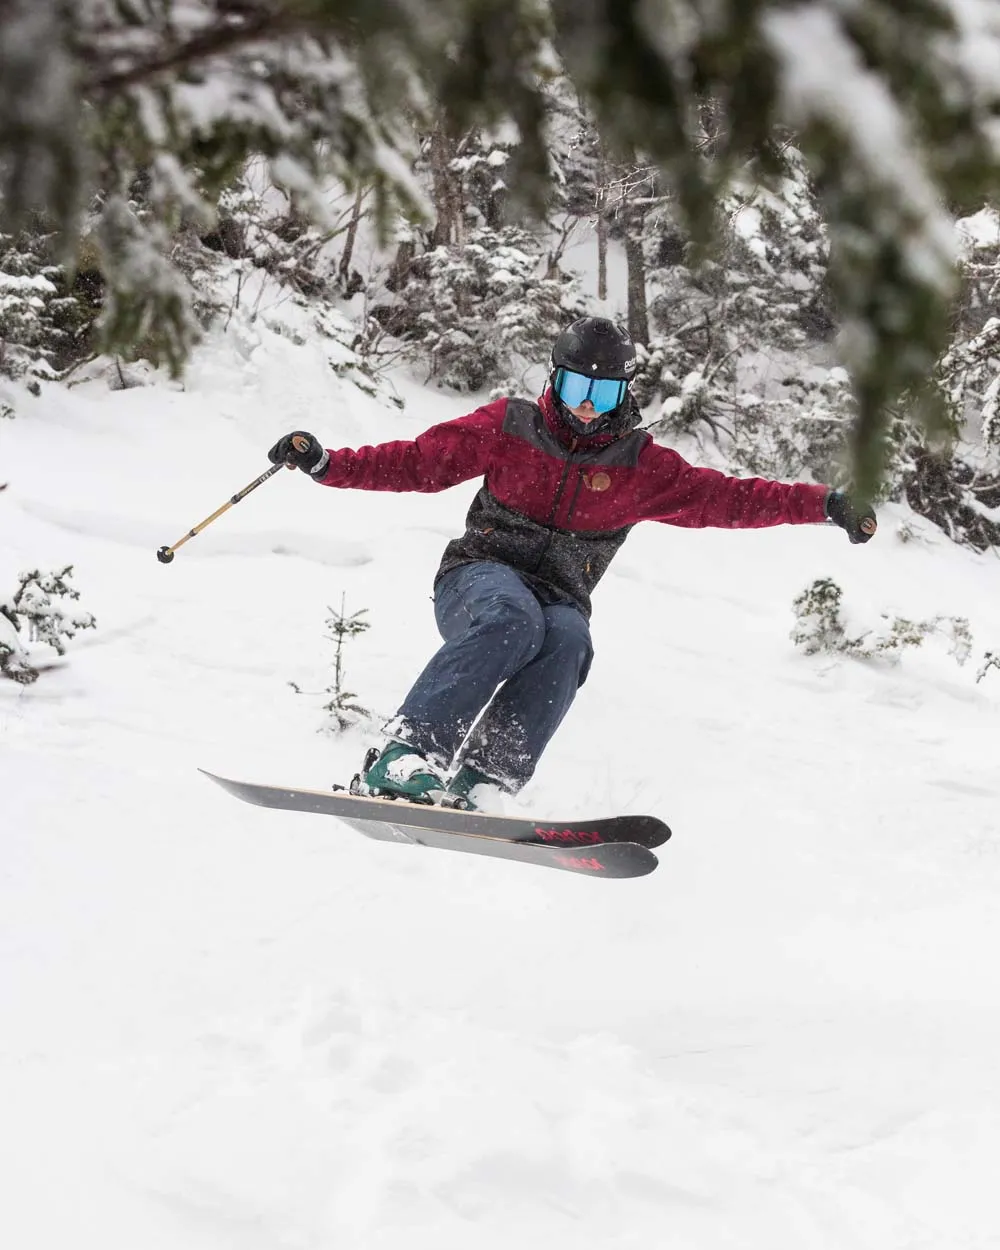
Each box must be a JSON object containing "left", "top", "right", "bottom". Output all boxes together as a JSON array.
[{"left": 538, "top": 387, "right": 622, "bottom": 450}]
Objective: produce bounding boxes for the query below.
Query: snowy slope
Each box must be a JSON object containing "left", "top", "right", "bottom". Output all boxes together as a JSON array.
[{"left": 3, "top": 315, "right": 1000, "bottom": 1250}]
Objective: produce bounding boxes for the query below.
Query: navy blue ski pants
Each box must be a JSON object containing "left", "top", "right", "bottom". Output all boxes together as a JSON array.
[{"left": 391, "top": 561, "right": 593, "bottom": 791}]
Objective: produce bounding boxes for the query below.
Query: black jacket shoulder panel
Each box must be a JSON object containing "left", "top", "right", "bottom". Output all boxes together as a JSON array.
[{"left": 502, "top": 398, "right": 560, "bottom": 452}]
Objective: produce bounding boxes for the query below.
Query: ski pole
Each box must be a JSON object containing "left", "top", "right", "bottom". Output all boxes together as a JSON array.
[{"left": 156, "top": 436, "right": 309, "bottom": 564}]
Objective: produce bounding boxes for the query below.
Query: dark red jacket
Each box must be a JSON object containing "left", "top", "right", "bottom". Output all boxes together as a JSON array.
[{"left": 316, "top": 390, "right": 829, "bottom": 616}]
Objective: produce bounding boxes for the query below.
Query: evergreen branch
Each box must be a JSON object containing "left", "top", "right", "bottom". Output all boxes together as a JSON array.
[{"left": 86, "top": 8, "right": 291, "bottom": 94}]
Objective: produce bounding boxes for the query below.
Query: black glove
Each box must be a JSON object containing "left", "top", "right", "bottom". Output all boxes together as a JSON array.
[
  {"left": 825, "top": 489, "right": 877, "bottom": 543},
  {"left": 267, "top": 430, "right": 327, "bottom": 475}
]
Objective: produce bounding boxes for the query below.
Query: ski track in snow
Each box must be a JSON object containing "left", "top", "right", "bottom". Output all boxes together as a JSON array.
[
  {"left": 14, "top": 497, "right": 374, "bottom": 568},
  {"left": 3, "top": 320, "right": 1000, "bottom": 1249}
]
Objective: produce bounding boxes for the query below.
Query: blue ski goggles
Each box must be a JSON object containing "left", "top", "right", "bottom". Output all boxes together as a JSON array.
[{"left": 554, "top": 367, "right": 628, "bottom": 414}]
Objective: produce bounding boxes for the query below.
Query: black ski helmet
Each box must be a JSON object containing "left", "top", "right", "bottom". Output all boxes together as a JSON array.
[
  {"left": 549, "top": 317, "right": 638, "bottom": 436},
  {"left": 551, "top": 317, "right": 637, "bottom": 381}
]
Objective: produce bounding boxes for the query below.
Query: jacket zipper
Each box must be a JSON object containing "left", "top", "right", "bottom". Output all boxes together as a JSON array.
[
  {"left": 533, "top": 438, "right": 579, "bottom": 575},
  {"left": 563, "top": 467, "right": 587, "bottom": 526},
  {"left": 543, "top": 439, "right": 577, "bottom": 527}
]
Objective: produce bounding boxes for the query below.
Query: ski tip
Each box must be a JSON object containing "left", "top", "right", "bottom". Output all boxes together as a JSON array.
[
  {"left": 553, "top": 843, "right": 659, "bottom": 879},
  {"left": 199, "top": 769, "right": 262, "bottom": 801},
  {"left": 199, "top": 768, "right": 237, "bottom": 791},
  {"left": 626, "top": 815, "right": 671, "bottom": 848},
  {"left": 199, "top": 767, "right": 234, "bottom": 789}
]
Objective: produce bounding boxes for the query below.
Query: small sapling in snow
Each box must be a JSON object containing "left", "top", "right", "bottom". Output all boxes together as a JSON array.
[
  {"left": 290, "top": 594, "right": 371, "bottom": 732},
  {"left": 0, "top": 566, "right": 96, "bottom": 684},
  {"left": 791, "top": 577, "right": 971, "bottom": 666}
]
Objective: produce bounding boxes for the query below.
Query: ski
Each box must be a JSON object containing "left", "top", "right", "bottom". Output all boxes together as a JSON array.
[{"left": 200, "top": 770, "right": 667, "bottom": 878}]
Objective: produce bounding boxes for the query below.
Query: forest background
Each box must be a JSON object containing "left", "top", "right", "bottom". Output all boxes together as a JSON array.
[{"left": 3, "top": 0, "right": 1000, "bottom": 552}]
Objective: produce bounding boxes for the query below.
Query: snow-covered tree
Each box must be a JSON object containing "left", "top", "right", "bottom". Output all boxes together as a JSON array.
[
  {"left": 204, "top": 162, "right": 372, "bottom": 300},
  {"left": 0, "top": 567, "right": 96, "bottom": 684},
  {"left": 791, "top": 577, "right": 972, "bottom": 667},
  {"left": 0, "top": 0, "right": 438, "bottom": 372},
  {"left": 1, "top": 0, "right": 998, "bottom": 489},
  {"left": 632, "top": 141, "right": 852, "bottom": 483},
  {"left": 939, "top": 211, "right": 1000, "bottom": 450},
  {"left": 887, "top": 208, "right": 1000, "bottom": 551},
  {"left": 389, "top": 225, "right": 584, "bottom": 392},
  {"left": 0, "top": 224, "right": 85, "bottom": 380}
]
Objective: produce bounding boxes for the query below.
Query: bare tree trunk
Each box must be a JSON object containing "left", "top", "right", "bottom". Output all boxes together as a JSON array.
[
  {"left": 427, "top": 125, "right": 463, "bottom": 247},
  {"left": 596, "top": 144, "right": 608, "bottom": 301},
  {"left": 338, "top": 184, "right": 364, "bottom": 288},
  {"left": 545, "top": 216, "right": 577, "bottom": 278},
  {"left": 597, "top": 196, "right": 608, "bottom": 302},
  {"left": 623, "top": 206, "right": 649, "bottom": 343},
  {"left": 386, "top": 238, "right": 415, "bottom": 292}
]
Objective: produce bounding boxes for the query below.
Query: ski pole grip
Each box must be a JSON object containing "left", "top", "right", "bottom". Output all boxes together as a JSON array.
[
  {"left": 285, "top": 433, "right": 312, "bottom": 469},
  {"left": 860, "top": 516, "right": 877, "bottom": 537}
]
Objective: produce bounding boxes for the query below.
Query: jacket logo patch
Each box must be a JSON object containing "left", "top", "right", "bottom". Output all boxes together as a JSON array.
[{"left": 585, "top": 471, "right": 612, "bottom": 492}]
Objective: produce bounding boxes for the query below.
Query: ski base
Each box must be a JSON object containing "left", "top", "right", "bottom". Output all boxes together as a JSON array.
[{"left": 200, "top": 771, "right": 667, "bottom": 879}]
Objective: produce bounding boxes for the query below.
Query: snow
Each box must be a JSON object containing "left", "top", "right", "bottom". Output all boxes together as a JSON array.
[
  {"left": 0, "top": 273, "right": 57, "bottom": 296},
  {"left": 4, "top": 314, "right": 1000, "bottom": 1250},
  {"left": 957, "top": 207, "right": 1000, "bottom": 253}
]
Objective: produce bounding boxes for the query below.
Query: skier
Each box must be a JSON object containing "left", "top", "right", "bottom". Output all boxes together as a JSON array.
[{"left": 268, "top": 316, "right": 876, "bottom": 810}]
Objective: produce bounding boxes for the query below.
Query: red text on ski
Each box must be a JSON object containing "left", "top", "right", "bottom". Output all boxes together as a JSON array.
[{"left": 533, "top": 826, "right": 603, "bottom": 845}]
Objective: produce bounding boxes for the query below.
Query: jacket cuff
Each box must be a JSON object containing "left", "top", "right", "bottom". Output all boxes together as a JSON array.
[{"left": 808, "top": 484, "right": 832, "bottom": 522}]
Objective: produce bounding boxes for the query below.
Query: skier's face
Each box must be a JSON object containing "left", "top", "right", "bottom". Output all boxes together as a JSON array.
[{"left": 564, "top": 398, "right": 599, "bottom": 424}]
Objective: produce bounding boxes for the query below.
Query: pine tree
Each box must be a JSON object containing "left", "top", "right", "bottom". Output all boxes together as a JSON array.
[
  {"left": 897, "top": 209, "right": 1000, "bottom": 550},
  {"left": 633, "top": 139, "right": 851, "bottom": 482},
  {"left": 0, "top": 223, "right": 84, "bottom": 380},
  {"left": 383, "top": 117, "right": 585, "bottom": 390},
  {"left": 0, "top": 567, "right": 96, "bottom": 684},
  {"left": 390, "top": 224, "right": 584, "bottom": 392}
]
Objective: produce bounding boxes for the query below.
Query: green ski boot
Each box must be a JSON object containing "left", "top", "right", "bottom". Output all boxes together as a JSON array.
[
  {"left": 360, "top": 741, "right": 445, "bottom": 804},
  {"left": 444, "top": 764, "right": 507, "bottom": 813}
]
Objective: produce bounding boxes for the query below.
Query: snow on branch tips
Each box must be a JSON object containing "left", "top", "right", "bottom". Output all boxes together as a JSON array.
[
  {"left": 0, "top": 566, "right": 96, "bottom": 685},
  {"left": 791, "top": 577, "right": 971, "bottom": 668}
]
